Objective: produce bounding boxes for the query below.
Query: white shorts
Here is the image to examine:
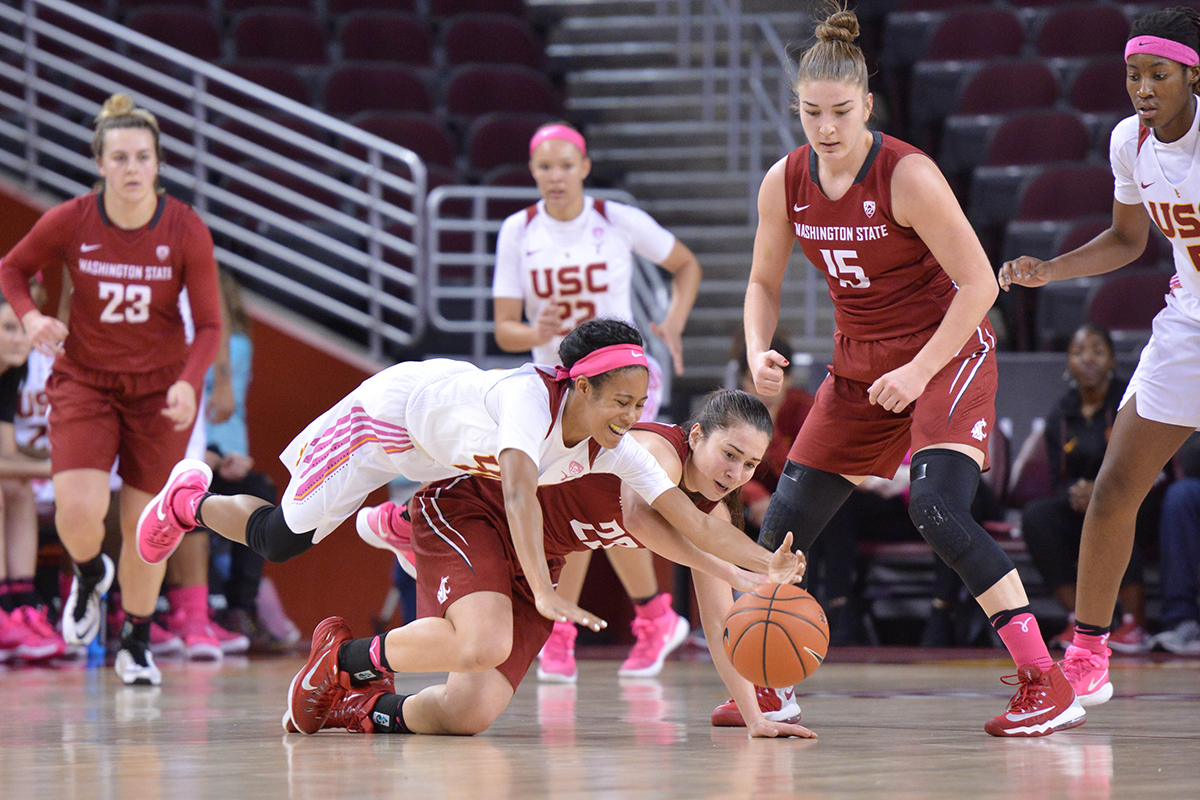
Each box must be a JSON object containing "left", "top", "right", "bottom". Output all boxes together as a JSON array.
[
  {"left": 278, "top": 360, "right": 471, "bottom": 543},
  {"left": 1121, "top": 289, "right": 1200, "bottom": 429}
]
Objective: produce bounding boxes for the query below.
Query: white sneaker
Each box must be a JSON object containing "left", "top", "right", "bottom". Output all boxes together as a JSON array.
[
  {"left": 63, "top": 554, "right": 115, "bottom": 646},
  {"left": 115, "top": 648, "right": 163, "bottom": 686},
  {"left": 1154, "top": 619, "right": 1200, "bottom": 655}
]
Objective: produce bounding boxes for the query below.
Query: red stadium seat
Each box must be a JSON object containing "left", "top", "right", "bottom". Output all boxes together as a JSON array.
[
  {"left": 232, "top": 10, "right": 328, "bottom": 65},
  {"left": 442, "top": 14, "right": 544, "bottom": 69},
  {"left": 985, "top": 111, "right": 1091, "bottom": 166},
  {"left": 328, "top": 0, "right": 416, "bottom": 12},
  {"left": 925, "top": 8, "right": 1024, "bottom": 61},
  {"left": 1068, "top": 57, "right": 1131, "bottom": 114},
  {"left": 127, "top": 8, "right": 221, "bottom": 61},
  {"left": 1015, "top": 165, "right": 1115, "bottom": 221},
  {"left": 216, "top": 59, "right": 312, "bottom": 109},
  {"left": 209, "top": 114, "right": 332, "bottom": 166},
  {"left": 344, "top": 111, "right": 458, "bottom": 168},
  {"left": 1085, "top": 268, "right": 1172, "bottom": 332},
  {"left": 958, "top": 60, "right": 1059, "bottom": 116},
  {"left": 464, "top": 112, "right": 557, "bottom": 173},
  {"left": 446, "top": 65, "right": 560, "bottom": 119},
  {"left": 430, "top": 0, "right": 526, "bottom": 18},
  {"left": 1058, "top": 218, "right": 1162, "bottom": 267},
  {"left": 224, "top": 0, "right": 314, "bottom": 12},
  {"left": 1035, "top": 5, "right": 1130, "bottom": 58},
  {"left": 337, "top": 12, "right": 433, "bottom": 65},
  {"left": 321, "top": 64, "right": 434, "bottom": 116}
]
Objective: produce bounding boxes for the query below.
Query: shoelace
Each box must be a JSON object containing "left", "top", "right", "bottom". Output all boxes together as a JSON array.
[
  {"left": 1061, "top": 647, "right": 1106, "bottom": 682},
  {"left": 998, "top": 671, "right": 1047, "bottom": 713}
]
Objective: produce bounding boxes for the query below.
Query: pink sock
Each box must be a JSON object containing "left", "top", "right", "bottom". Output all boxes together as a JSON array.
[
  {"left": 168, "top": 584, "right": 209, "bottom": 618},
  {"left": 1071, "top": 629, "right": 1110, "bottom": 656},
  {"left": 996, "top": 613, "right": 1053, "bottom": 671}
]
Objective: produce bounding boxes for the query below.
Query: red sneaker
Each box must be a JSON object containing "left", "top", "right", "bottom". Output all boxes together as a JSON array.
[
  {"left": 1108, "top": 613, "right": 1151, "bottom": 654},
  {"left": 284, "top": 674, "right": 394, "bottom": 733},
  {"left": 136, "top": 459, "right": 212, "bottom": 565},
  {"left": 1060, "top": 644, "right": 1113, "bottom": 707},
  {"left": 711, "top": 685, "right": 801, "bottom": 727},
  {"left": 356, "top": 502, "right": 416, "bottom": 579},
  {"left": 288, "top": 616, "right": 355, "bottom": 735},
  {"left": 984, "top": 663, "right": 1086, "bottom": 737}
]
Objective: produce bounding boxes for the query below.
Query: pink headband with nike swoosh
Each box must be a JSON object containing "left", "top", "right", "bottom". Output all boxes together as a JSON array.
[
  {"left": 555, "top": 344, "right": 647, "bottom": 381},
  {"left": 529, "top": 125, "right": 587, "bottom": 157},
  {"left": 1125, "top": 35, "right": 1200, "bottom": 66}
]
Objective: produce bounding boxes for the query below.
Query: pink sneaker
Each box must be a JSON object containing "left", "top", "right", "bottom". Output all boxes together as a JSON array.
[
  {"left": 356, "top": 502, "right": 416, "bottom": 579},
  {"left": 4, "top": 606, "right": 68, "bottom": 661},
  {"left": 166, "top": 608, "right": 223, "bottom": 661},
  {"left": 711, "top": 685, "right": 801, "bottom": 727},
  {"left": 211, "top": 617, "right": 251, "bottom": 655},
  {"left": 537, "top": 620, "right": 577, "bottom": 683},
  {"left": 1061, "top": 644, "right": 1114, "bottom": 707},
  {"left": 136, "top": 459, "right": 213, "bottom": 565},
  {"left": 256, "top": 577, "right": 301, "bottom": 647},
  {"left": 618, "top": 594, "right": 690, "bottom": 678}
]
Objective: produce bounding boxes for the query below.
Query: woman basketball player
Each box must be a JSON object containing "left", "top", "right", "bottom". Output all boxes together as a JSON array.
[
  {"left": 741, "top": 2, "right": 1082, "bottom": 737},
  {"left": 287, "top": 389, "right": 813, "bottom": 738},
  {"left": 0, "top": 93, "right": 221, "bottom": 686},
  {"left": 493, "top": 123, "right": 702, "bottom": 681},
  {"left": 1000, "top": 6, "right": 1200, "bottom": 710},
  {"left": 138, "top": 319, "right": 803, "bottom": 636}
]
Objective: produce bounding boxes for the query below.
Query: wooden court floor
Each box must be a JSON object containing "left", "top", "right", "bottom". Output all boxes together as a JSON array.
[{"left": 2, "top": 649, "right": 1198, "bottom": 799}]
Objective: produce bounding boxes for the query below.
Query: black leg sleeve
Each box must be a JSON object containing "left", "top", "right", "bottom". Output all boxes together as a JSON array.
[
  {"left": 244, "top": 504, "right": 317, "bottom": 563},
  {"left": 758, "top": 460, "right": 856, "bottom": 554}
]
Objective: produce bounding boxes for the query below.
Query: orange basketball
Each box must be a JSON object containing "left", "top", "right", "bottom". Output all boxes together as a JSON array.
[{"left": 722, "top": 583, "right": 829, "bottom": 688}]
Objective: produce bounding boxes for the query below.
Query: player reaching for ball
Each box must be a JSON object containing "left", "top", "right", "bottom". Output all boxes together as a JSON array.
[
  {"left": 999, "top": 6, "right": 1200, "bottom": 708},
  {"left": 290, "top": 390, "right": 815, "bottom": 739},
  {"left": 742, "top": 2, "right": 1082, "bottom": 737}
]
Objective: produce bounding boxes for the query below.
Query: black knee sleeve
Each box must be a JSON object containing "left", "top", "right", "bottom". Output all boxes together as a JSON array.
[
  {"left": 908, "top": 449, "right": 1013, "bottom": 597},
  {"left": 244, "top": 504, "right": 316, "bottom": 563},
  {"left": 758, "top": 460, "right": 856, "bottom": 553}
]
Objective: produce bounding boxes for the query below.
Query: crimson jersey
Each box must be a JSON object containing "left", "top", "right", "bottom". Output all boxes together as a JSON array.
[
  {"left": 785, "top": 132, "right": 958, "bottom": 344},
  {"left": 0, "top": 193, "right": 220, "bottom": 390}
]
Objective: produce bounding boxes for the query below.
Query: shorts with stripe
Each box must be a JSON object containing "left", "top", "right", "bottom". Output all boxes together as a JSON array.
[
  {"left": 411, "top": 476, "right": 565, "bottom": 690},
  {"left": 278, "top": 361, "right": 469, "bottom": 543},
  {"left": 788, "top": 327, "right": 997, "bottom": 478}
]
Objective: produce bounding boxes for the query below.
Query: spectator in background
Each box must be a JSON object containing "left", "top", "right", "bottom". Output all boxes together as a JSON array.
[
  {"left": 1021, "top": 324, "right": 1154, "bottom": 653},
  {"left": 204, "top": 270, "right": 298, "bottom": 650},
  {"left": 1153, "top": 433, "right": 1200, "bottom": 654},
  {"left": 0, "top": 288, "right": 63, "bottom": 661}
]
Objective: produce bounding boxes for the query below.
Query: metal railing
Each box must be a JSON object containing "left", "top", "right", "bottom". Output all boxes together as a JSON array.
[
  {"left": 426, "top": 185, "right": 673, "bottom": 406},
  {"left": 0, "top": 0, "right": 425, "bottom": 360}
]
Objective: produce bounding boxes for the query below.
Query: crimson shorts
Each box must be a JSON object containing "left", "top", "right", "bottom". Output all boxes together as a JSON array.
[
  {"left": 788, "top": 332, "right": 997, "bottom": 478},
  {"left": 412, "top": 477, "right": 566, "bottom": 690},
  {"left": 46, "top": 356, "right": 193, "bottom": 494}
]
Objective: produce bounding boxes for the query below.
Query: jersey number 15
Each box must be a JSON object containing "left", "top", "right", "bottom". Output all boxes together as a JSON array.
[{"left": 819, "top": 249, "right": 871, "bottom": 289}]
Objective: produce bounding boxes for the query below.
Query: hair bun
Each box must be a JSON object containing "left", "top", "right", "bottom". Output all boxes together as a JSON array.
[
  {"left": 815, "top": 10, "right": 859, "bottom": 44},
  {"left": 96, "top": 93, "right": 136, "bottom": 121}
]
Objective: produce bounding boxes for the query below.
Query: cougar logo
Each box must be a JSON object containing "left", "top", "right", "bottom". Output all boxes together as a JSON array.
[
  {"left": 971, "top": 419, "right": 987, "bottom": 442},
  {"left": 863, "top": 201, "right": 876, "bottom": 218},
  {"left": 437, "top": 575, "right": 450, "bottom": 604}
]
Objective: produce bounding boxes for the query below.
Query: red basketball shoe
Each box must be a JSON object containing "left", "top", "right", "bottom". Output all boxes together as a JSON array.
[
  {"left": 288, "top": 616, "right": 354, "bottom": 735},
  {"left": 284, "top": 674, "right": 394, "bottom": 733},
  {"left": 984, "top": 663, "right": 1086, "bottom": 737},
  {"left": 711, "top": 685, "right": 801, "bottom": 727}
]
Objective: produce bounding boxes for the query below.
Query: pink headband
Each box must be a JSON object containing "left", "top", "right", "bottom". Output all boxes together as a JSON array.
[
  {"left": 529, "top": 125, "right": 587, "bottom": 157},
  {"left": 555, "top": 344, "right": 647, "bottom": 381},
  {"left": 1125, "top": 35, "right": 1200, "bottom": 66}
]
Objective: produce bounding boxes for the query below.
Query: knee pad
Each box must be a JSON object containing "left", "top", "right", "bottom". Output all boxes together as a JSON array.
[
  {"left": 909, "top": 449, "right": 1012, "bottom": 597},
  {"left": 758, "top": 460, "right": 855, "bottom": 554},
  {"left": 245, "top": 504, "right": 316, "bottom": 563}
]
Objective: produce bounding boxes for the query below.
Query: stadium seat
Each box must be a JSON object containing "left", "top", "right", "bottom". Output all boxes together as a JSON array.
[
  {"left": 216, "top": 59, "right": 312, "bottom": 109},
  {"left": 430, "top": 0, "right": 527, "bottom": 18},
  {"left": 328, "top": 0, "right": 416, "bottom": 12},
  {"left": 337, "top": 12, "right": 433, "bottom": 65},
  {"left": 1035, "top": 5, "right": 1130, "bottom": 58},
  {"left": 464, "top": 112, "right": 557, "bottom": 174},
  {"left": 209, "top": 114, "right": 332, "bottom": 166},
  {"left": 127, "top": 8, "right": 221, "bottom": 61},
  {"left": 446, "top": 66, "right": 560, "bottom": 120},
  {"left": 343, "top": 111, "right": 458, "bottom": 168},
  {"left": 1085, "top": 267, "right": 1172, "bottom": 333},
  {"left": 1015, "top": 165, "right": 1115, "bottom": 221},
  {"left": 910, "top": 58, "right": 1055, "bottom": 146},
  {"left": 442, "top": 14, "right": 544, "bottom": 69},
  {"left": 224, "top": 0, "right": 315, "bottom": 12},
  {"left": 941, "top": 104, "right": 1082, "bottom": 184},
  {"left": 1068, "top": 56, "right": 1130, "bottom": 114},
  {"left": 232, "top": 10, "right": 329, "bottom": 65},
  {"left": 321, "top": 64, "right": 434, "bottom": 116}
]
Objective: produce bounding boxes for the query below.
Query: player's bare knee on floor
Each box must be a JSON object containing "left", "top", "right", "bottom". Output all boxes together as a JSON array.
[{"left": 454, "top": 638, "right": 511, "bottom": 672}]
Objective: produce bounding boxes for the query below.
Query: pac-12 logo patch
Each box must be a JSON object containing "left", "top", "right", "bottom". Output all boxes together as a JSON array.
[
  {"left": 156, "top": 245, "right": 170, "bottom": 261},
  {"left": 863, "top": 201, "right": 876, "bottom": 218}
]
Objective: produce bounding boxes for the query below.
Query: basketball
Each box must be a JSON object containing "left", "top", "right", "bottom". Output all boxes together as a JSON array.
[{"left": 722, "top": 583, "right": 829, "bottom": 688}]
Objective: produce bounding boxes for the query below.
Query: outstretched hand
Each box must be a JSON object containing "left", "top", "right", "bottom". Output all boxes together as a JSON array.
[
  {"left": 747, "top": 717, "right": 817, "bottom": 739},
  {"left": 767, "top": 531, "right": 806, "bottom": 585},
  {"left": 998, "top": 255, "right": 1052, "bottom": 291},
  {"left": 534, "top": 589, "right": 607, "bottom": 633}
]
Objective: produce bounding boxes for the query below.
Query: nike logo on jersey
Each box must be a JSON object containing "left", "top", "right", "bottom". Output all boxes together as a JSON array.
[
  {"left": 525, "top": 249, "right": 540, "bottom": 256},
  {"left": 80, "top": 243, "right": 101, "bottom": 252},
  {"left": 1140, "top": 182, "right": 1155, "bottom": 189},
  {"left": 793, "top": 204, "right": 810, "bottom": 212}
]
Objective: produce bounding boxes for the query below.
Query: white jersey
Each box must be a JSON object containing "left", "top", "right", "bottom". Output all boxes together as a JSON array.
[
  {"left": 280, "top": 359, "right": 677, "bottom": 542},
  {"left": 1111, "top": 113, "right": 1200, "bottom": 311},
  {"left": 15, "top": 349, "right": 53, "bottom": 505},
  {"left": 492, "top": 196, "right": 676, "bottom": 366}
]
